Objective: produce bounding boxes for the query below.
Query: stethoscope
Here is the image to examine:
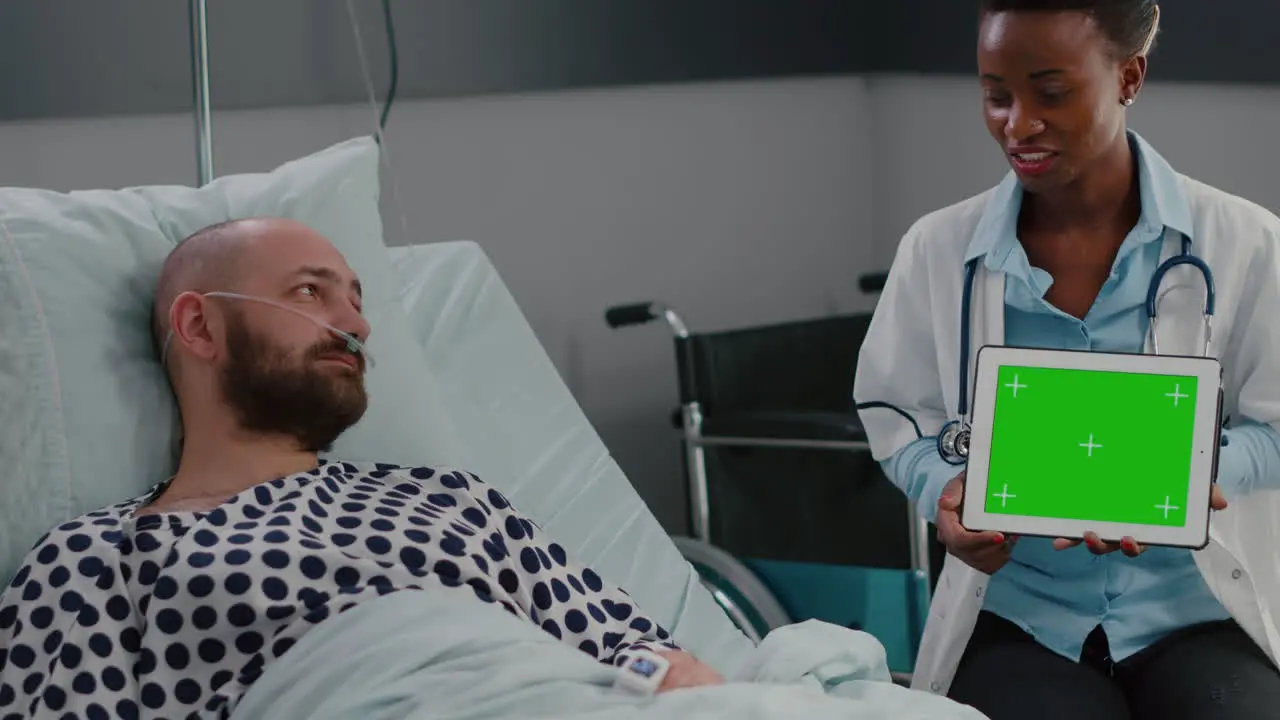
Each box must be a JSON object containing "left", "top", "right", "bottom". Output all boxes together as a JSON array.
[{"left": 933, "top": 233, "right": 1216, "bottom": 465}]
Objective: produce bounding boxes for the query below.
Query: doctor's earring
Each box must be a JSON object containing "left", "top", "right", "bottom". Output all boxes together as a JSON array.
[{"left": 1122, "top": 96, "right": 1135, "bottom": 106}]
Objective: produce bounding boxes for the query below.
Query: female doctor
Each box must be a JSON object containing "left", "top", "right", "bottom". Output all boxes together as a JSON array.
[{"left": 853, "top": 2, "right": 1280, "bottom": 719}]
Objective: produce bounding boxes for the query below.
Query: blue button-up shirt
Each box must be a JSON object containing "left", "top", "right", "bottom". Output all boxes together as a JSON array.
[{"left": 883, "top": 132, "right": 1280, "bottom": 662}]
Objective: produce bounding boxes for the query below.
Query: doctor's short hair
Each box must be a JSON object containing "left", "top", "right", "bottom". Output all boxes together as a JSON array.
[{"left": 979, "top": 0, "right": 1160, "bottom": 60}]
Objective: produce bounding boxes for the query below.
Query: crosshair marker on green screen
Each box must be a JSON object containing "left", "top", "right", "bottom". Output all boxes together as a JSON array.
[{"left": 984, "top": 364, "right": 1198, "bottom": 527}]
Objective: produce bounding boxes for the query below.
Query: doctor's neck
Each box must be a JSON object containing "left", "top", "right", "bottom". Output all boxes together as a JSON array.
[{"left": 1021, "top": 133, "right": 1141, "bottom": 240}]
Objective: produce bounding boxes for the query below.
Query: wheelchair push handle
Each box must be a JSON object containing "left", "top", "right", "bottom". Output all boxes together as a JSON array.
[
  {"left": 605, "top": 301, "right": 690, "bottom": 338},
  {"left": 605, "top": 302, "right": 660, "bottom": 329},
  {"left": 859, "top": 273, "right": 887, "bottom": 293}
]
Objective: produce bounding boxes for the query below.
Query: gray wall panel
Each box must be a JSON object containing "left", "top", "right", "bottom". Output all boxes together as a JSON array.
[
  {"left": 0, "top": 0, "right": 863, "bottom": 121},
  {"left": 2, "top": 1, "right": 1268, "bottom": 124},
  {"left": 0, "top": 1, "right": 193, "bottom": 120}
]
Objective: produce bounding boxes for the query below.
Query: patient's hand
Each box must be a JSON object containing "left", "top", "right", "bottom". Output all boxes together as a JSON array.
[{"left": 656, "top": 651, "right": 725, "bottom": 693}]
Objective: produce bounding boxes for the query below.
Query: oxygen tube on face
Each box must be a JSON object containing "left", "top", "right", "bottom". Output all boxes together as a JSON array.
[{"left": 161, "top": 291, "right": 375, "bottom": 369}]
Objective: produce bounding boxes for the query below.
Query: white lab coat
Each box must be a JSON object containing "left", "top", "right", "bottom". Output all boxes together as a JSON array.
[{"left": 854, "top": 173, "right": 1280, "bottom": 696}]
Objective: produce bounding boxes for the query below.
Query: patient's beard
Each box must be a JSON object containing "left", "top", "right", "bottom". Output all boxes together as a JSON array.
[{"left": 219, "top": 309, "right": 369, "bottom": 454}]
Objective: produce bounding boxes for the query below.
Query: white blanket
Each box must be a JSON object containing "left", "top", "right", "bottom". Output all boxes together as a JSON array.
[{"left": 230, "top": 586, "right": 986, "bottom": 720}]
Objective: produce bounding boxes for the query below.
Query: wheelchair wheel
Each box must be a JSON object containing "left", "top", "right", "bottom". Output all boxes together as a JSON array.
[{"left": 673, "top": 536, "right": 791, "bottom": 643}]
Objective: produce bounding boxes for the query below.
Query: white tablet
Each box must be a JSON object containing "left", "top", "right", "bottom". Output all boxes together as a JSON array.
[{"left": 960, "top": 346, "right": 1223, "bottom": 549}]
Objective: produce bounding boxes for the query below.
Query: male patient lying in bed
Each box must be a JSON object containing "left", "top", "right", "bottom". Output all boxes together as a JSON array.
[{"left": 0, "top": 219, "right": 723, "bottom": 719}]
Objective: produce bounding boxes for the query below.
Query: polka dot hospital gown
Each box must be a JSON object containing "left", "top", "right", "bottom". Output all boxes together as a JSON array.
[{"left": 0, "top": 462, "right": 679, "bottom": 719}]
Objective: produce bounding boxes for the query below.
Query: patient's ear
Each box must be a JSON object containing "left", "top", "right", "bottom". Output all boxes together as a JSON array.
[{"left": 169, "top": 291, "right": 219, "bottom": 363}]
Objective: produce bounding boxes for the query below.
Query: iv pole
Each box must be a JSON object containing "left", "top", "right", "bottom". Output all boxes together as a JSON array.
[{"left": 189, "top": 0, "right": 214, "bottom": 186}]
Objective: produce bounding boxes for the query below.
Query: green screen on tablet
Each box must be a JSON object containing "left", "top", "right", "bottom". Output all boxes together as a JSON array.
[{"left": 984, "top": 364, "right": 1198, "bottom": 527}]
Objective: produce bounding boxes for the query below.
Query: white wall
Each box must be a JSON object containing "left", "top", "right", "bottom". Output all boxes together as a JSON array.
[
  {"left": 0, "top": 75, "right": 878, "bottom": 532},
  {"left": 6, "top": 73, "right": 1280, "bottom": 532}
]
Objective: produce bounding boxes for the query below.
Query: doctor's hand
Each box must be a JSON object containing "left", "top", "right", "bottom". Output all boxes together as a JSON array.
[
  {"left": 936, "top": 472, "right": 1018, "bottom": 575},
  {"left": 1052, "top": 485, "right": 1229, "bottom": 557}
]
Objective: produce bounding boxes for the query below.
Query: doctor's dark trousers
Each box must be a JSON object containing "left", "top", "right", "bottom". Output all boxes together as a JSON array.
[{"left": 947, "top": 611, "right": 1280, "bottom": 720}]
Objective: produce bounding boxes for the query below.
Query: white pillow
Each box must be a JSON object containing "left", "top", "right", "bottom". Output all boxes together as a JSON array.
[{"left": 0, "top": 137, "right": 467, "bottom": 583}]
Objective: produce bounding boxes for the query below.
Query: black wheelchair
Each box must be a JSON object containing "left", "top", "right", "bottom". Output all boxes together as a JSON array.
[{"left": 605, "top": 273, "right": 944, "bottom": 680}]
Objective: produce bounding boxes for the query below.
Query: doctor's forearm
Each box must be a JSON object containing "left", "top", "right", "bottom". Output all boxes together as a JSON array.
[
  {"left": 1215, "top": 420, "right": 1280, "bottom": 497},
  {"left": 880, "top": 438, "right": 957, "bottom": 524}
]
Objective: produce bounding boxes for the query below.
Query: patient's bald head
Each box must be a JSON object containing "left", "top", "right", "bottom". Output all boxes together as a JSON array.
[
  {"left": 151, "top": 219, "right": 250, "bottom": 355},
  {"left": 154, "top": 218, "right": 371, "bottom": 452}
]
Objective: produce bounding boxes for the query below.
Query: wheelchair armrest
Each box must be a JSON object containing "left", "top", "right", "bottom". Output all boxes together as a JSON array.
[{"left": 701, "top": 411, "right": 867, "bottom": 443}]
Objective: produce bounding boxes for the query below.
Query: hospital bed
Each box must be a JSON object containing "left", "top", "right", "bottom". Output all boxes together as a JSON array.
[
  {"left": 0, "top": 135, "right": 1006, "bottom": 719},
  {"left": 604, "top": 286, "right": 943, "bottom": 676},
  {"left": 0, "top": 137, "right": 750, "bottom": 683}
]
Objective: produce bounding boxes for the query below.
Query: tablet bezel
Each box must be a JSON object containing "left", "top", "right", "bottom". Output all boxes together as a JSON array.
[{"left": 960, "top": 345, "right": 1222, "bottom": 550}]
